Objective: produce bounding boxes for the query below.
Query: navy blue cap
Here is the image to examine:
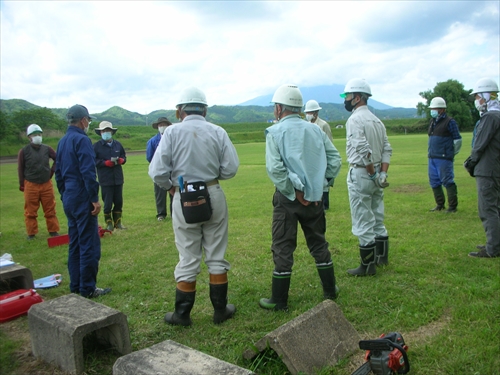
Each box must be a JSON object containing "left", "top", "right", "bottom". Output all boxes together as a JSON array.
[{"left": 66, "top": 104, "right": 96, "bottom": 121}]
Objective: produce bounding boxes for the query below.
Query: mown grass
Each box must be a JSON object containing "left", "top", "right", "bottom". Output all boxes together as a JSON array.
[{"left": 0, "top": 132, "right": 499, "bottom": 375}]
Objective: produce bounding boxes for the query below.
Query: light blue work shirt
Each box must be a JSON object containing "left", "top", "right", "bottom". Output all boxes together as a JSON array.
[{"left": 265, "top": 114, "right": 342, "bottom": 202}]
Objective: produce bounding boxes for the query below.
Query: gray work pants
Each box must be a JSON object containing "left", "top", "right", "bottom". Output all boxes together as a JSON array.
[{"left": 476, "top": 176, "right": 500, "bottom": 255}]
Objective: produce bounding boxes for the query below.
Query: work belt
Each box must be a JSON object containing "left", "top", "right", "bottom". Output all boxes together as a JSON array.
[
  {"left": 349, "top": 164, "right": 380, "bottom": 169},
  {"left": 175, "top": 179, "right": 219, "bottom": 191}
]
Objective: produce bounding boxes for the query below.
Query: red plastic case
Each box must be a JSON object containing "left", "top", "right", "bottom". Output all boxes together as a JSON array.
[{"left": 0, "top": 289, "right": 44, "bottom": 323}]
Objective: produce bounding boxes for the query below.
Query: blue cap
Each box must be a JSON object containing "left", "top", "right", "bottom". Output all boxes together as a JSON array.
[{"left": 66, "top": 104, "right": 96, "bottom": 121}]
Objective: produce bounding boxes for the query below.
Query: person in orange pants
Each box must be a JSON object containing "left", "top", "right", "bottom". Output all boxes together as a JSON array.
[{"left": 18, "top": 124, "right": 60, "bottom": 240}]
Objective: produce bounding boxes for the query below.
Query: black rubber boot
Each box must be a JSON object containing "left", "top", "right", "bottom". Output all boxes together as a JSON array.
[
  {"left": 317, "top": 264, "right": 339, "bottom": 299},
  {"left": 445, "top": 183, "right": 458, "bottom": 213},
  {"left": 430, "top": 187, "right": 446, "bottom": 211},
  {"left": 164, "top": 286, "right": 196, "bottom": 326},
  {"left": 209, "top": 282, "right": 236, "bottom": 324},
  {"left": 259, "top": 274, "right": 291, "bottom": 311},
  {"left": 104, "top": 213, "right": 114, "bottom": 232},
  {"left": 347, "top": 244, "right": 377, "bottom": 276},
  {"left": 375, "top": 236, "right": 389, "bottom": 266},
  {"left": 113, "top": 211, "right": 127, "bottom": 229}
]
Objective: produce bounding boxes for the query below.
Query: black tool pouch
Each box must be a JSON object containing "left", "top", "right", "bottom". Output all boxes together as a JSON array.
[{"left": 180, "top": 181, "right": 213, "bottom": 223}]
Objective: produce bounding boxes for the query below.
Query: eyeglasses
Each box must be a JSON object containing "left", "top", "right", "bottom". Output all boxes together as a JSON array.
[{"left": 87, "top": 117, "right": 92, "bottom": 124}]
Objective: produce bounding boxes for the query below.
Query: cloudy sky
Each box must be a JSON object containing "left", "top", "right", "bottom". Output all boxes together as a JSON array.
[{"left": 1, "top": 1, "right": 499, "bottom": 114}]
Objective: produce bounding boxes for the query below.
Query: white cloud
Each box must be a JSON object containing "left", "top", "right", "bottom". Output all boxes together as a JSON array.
[{"left": 1, "top": 0, "right": 499, "bottom": 114}]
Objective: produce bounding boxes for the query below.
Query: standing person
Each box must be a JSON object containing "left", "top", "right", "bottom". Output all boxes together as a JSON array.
[
  {"left": 55, "top": 105, "right": 111, "bottom": 298},
  {"left": 93, "top": 121, "right": 127, "bottom": 231},
  {"left": 427, "top": 97, "right": 462, "bottom": 213},
  {"left": 149, "top": 87, "right": 239, "bottom": 326},
  {"left": 465, "top": 78, "right": 500, "bottom": 258},
  {"left": 304, "top": 99, "right": 334, "bottom": 210},
  {"left": 146, "top": 117, "right": 173, "bottom": 221},
  {"left": 260, "top": 84, "right": 342, "bottom": 311},
  {"left": 17, "top": 124, "right": 60, "bottom": 240},
  {"left": 341, "top": 78, "right": 393, "bottom": 276}
]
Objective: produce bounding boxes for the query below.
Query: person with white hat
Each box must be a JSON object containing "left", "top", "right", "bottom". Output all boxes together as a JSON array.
[
  {"left": 55, "top": 104, "right": 111, "bottom": 298},
  {"left": 149, "top": 87, "right": 239, "bottom": 326},
  {"left": 93, "top": 121, "right": 127, "bottom": 231},
  {"left": 304, "top": 99, "right": 334, "bottom": 210},
  {"left": 17, "top": 124, "right": 60, "bottom": 240},
  {"left": 341, "top": 78, "right": 392, "bottom": 276},
  {"left": 465, "top": 78, "right": 500, "bottom": 258},
  {"left": 259, "top": 84, "right": 342, "bottom": 312},
  {"left": 146, "top": 117, "right": 173, "bottom": 221},
  {"left": 427, "top": 97, "right": 462, "bottom": 213}
]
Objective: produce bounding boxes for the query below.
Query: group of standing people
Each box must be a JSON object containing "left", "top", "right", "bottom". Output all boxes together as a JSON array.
[{"left": 16, "top": 76, "right": 499, "bottom": 316}]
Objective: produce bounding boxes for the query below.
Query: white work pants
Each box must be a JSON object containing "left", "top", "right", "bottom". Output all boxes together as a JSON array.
[
  {"left": 172, "top": 184, "right": 231, "bottom": 282},
  {"left": 347, "top": 167, "right": 388, "bottom": 246}
]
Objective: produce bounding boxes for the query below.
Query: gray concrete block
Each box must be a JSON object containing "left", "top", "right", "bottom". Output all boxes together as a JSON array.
[
  {"left": 0, "top": 264, "right": 34, "bottom": 293},
  {"left": 28, "top": 294, "right": 131, "bottom": 375},
  {"left": 243, "top": 300, "right": 360, "bottom": 375},
  {"left": 113, "top": 339, "right": 254, "bottom": 375}
]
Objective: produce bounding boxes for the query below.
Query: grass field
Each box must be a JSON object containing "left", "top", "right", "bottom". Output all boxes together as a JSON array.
[{"left": 0, "top": 132, "right": 499, "bottom": 375}]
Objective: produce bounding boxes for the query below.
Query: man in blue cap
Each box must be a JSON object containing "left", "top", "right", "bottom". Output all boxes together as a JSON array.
[{"left": 55, "top": 104, "right": 111, "bottom": 298}]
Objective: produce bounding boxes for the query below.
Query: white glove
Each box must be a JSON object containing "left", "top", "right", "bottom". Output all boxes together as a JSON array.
[{"left": 375, "top": 171, "right": 389, "bottom": 188}]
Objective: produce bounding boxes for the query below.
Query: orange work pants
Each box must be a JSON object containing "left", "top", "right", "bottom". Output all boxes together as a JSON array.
[{"left": 24, "top": 180, "right": 60, "bottom": 236}]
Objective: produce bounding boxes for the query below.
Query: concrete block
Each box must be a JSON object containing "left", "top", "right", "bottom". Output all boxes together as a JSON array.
[
  {"left": 113, "top": 340, "right": 254, "bottom": 375},
  {"left": 28, "top": 294, "right": 131, "bottom": 375},
  {"left": 0, "top": 264, "right": 34, "bottom": 293},
  {"left": 243, "top": 300, "right": 360, "bottom": 375}
]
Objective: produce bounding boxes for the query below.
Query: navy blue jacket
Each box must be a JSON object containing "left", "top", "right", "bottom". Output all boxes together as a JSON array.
[
  {"left": 93, "top": 139, "right": 126, "bottom": 186},
  {"left": 427, "top": 114, "right": 461, "bottom": 161},
  {"left": 55, "top": 126, "right": 100, "bottom": 203}
]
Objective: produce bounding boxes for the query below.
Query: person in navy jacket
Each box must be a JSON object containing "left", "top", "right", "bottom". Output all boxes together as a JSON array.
[
  {"left": 146, "top": 117, "right": 173, "bottom": 221},
  {"left": 93, "top": 121, "right": 127, "bottom": 231},
  {"left": 55, "top": 104, "right": 111, "bottom": 298}
]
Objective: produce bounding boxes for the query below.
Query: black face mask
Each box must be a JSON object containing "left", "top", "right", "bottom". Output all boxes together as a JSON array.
[{"left": 344, "top": 98, "right": 355, "bottom": 112}]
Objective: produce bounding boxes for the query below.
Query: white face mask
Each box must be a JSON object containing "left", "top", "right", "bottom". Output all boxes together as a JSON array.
[
  {"left": 305, "top": 114, "right": 314, "bottom": 121},
  {"left": 475, "top": 99, "right": 486, "bottom": 113},
  {"left": 430, "top": 110, "right": 439, "bottom": 118},
  {"left": 158, "top": 126, "right": 167, "bottom": 134},
  {"left": 31, "top": 135, "right": 42, "bottom": 145}
]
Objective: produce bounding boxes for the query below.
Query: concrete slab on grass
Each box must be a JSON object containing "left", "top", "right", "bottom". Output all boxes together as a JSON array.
[
  {"left": 0, "top": 264, "right": 34, "bottom": 293},
  {"left": 113, "top": 339, "right": 255, "bottom": 375},
  {"left": 243, "top": 300, "right": 360, "bottom": 375},
  {"left": 29, "top": 294, "right": 131, "bottom": 375}
]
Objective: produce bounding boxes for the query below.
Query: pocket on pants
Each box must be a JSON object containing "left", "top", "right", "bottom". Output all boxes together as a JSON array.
[{"left": 272, "top": 212, "right": 286, "bottom": 240}]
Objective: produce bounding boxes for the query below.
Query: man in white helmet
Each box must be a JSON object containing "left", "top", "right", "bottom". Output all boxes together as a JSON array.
[
  {"left": 304, "top": 99, "right": 334, "bottom": 210},
  {"left": 427, "top": 97, "right": 462, "bottom": 213},
  {"left": 149, "top": 87, "right": 240, "bottom": 326},
  {"left": 466, "top": 78, "right": 500, "bottom": 258},
  {"left": 341, "top": 78, "right": 392, "bottom": 276},
  {"left": 260, "top": 84, "right": 342, "bottom": 311},
  {"left": 17, "top": 124, "right": 60, "bottom": 240}
]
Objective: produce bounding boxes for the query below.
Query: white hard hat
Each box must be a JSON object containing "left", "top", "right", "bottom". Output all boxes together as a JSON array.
[
  {"left": 177, "top": 87, "right": 208, "bottom": 107},
  {"left": 27, "top": 124, "right": 43, "bottom": 136},
  {"left": 429, "top": 97, "right": 447, "bottom": 109},
  {"left": 304, "top": 100, "right": 322, "bottom": 112},
  {"left": 340, "top": 78, "right": 372, "bottom": 97},
  {"left": 471, "top": 78, "right": 499, "bottom": 94},
  {"left": 271, "top": 84, "right": 303, "bottom": 108}
]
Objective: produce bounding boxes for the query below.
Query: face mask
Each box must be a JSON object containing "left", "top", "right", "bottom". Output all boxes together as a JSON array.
[
  {"left": 305, "top": 114, "right": 314, "bottom": 122},
  {"left": 84, "top": 125, "right": 89, "bottom": 134},
  {"left": 344, "top": 99, "right": 355, "bottom": 112},
  {"left": 32, "top": 135, "right": 42, "bottom": 145},
  {"left": 430, "top": 110, "right": 439, "bottom": 118},
  {"left": 475, "top": 99, "right": 486, "bottom": 113},
  {"left": 101, "top": 132, "right": 112, "bottom": 141},
  {"left": 158, "top": 126, "right": 167, "bottom": 134}
]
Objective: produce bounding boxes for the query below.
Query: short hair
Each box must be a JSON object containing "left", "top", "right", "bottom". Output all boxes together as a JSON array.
[
  {"left": 179, "top": 103, "right": 207, "bottom": 116},
  {"left": 276, "top": 103, "right": 301, "bottom": 113}
]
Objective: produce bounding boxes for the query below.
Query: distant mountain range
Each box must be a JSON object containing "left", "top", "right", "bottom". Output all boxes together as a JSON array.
[
  {"left": 1, "top": 86, "right": 418, "bottom": 125},
  {"left": 239, "top": 84, "right": 393, "bottom": 110}
]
